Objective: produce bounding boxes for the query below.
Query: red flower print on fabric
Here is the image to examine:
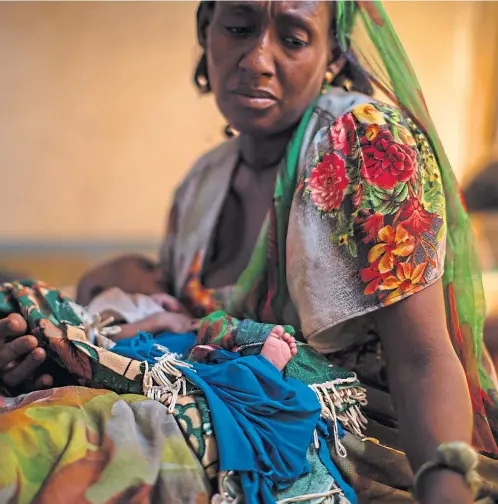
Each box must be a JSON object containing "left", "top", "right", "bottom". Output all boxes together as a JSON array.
[
  {"left": 308, "top": 153, "right": 350, "bottom": 212},
  {"left": 330, "top": 113, "right": 356, "bottom": 156},
  {"left": 306, "top": 103, "right": 447, "bottom": 310},
  {"left": 361, "top": 129, "right": 417, "bottom": 190},
  {"left": 398, "top": 197, "right": 436, "bottom": 235},
  {"left": 361, "top": 258, "right": 390, "bottom": 295},
  {"left": 359, "top": 213, "right": 384, "bottom": 244}
]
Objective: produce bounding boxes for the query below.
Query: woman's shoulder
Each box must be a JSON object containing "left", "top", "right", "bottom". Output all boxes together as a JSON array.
[
  {"left": 314, "top": 87, "right": 374, "bottom": 122},
  {"left": 315, "top": 88, "right": 418, "bottom": 135},
  {"left": 302, "top": 89, "right": 424, "bottom": 170},
  {"left": 308, "top": 90, "right": 436, "bottom": 181},
  {"left": 301, "top": 93, "right": 444, "bottom": 227}
]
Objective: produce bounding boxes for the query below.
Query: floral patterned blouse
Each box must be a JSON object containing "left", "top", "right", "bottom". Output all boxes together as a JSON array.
[
  {"left": 160, "top": 90, "right": 446, "bottom": 377},
  {"left": 288, "top": 100, "right": 445, "bottom": 357}
]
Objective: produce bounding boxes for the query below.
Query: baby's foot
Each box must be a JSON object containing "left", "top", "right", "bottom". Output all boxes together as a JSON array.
[{"left": 260, "top": 325, "right": 297, "bottom": 371}]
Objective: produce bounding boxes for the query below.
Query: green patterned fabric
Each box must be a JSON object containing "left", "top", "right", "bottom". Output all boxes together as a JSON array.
[
  {"left": 0, "top": 280, "right": 363, "bottom": 503},
  {"left": 285, "top": 344, "right": 355, "bottom": 385}
]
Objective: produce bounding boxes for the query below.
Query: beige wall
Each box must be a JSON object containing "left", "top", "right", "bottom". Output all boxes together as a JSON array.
[
  {"left": 0, "top": 1, "right": 225, "bottom": 242},
  {"left": 0, "top": 1, "right": 496, "bottom": 245}
]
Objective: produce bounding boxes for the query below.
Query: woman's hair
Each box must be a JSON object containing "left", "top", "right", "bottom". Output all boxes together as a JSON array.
[{"left": 193, "top": 1, "right": 374, "bottom": 97}]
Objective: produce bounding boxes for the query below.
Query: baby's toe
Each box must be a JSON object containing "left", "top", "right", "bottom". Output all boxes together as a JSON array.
[
  {"left": 281, "top": 332, "right": 293, "bottom": 343},
  {"left": 271, "top": 325, "right": 285, "bottom": 337}
]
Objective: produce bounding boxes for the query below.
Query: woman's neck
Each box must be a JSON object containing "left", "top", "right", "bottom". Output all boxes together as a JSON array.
[{"left": 238, "top": 127, "right": 296, "bottom": 172}]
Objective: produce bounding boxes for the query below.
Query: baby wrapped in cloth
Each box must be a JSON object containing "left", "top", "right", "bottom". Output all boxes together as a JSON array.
[{"left": 0, "top": 281, "right": 367, "bottom": 503}]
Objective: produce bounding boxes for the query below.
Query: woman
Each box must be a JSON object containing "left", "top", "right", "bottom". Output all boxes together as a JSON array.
[{"left": 0, "top": 1, "right": 497, "bottom": 503}]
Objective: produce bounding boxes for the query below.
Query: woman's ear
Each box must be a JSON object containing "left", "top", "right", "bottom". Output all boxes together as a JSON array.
[
  {"left": 328, "top": 45, "right": 347, "bottom": 78},
  {"left": 196, "top": 1, "right": 215, "bottom": 49}
]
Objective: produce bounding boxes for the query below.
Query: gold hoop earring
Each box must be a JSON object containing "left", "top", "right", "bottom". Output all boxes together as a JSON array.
[{"left": 224, "top": 125, "right": 238, "bottom": 138}]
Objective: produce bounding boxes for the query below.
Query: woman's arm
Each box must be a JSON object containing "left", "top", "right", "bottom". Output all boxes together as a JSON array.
[{"left": 374, "top": 279, "right": 473, "bottom": 504}]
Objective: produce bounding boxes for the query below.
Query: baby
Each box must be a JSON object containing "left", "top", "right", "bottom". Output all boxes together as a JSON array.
[
  {"left": 76, "top": 254, "right": 162, "bottom": 306},
  {"left": 77, "top": 254, "right": 298, "bottom": 371},
  {"left": 83, "top": 285, "right": 298, "bottom": 372}
]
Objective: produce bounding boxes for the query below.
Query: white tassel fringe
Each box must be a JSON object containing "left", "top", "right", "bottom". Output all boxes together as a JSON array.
[
  {"left": 310, "top": 378, "right": 368, "bottom": 458},
  {"left": 142, "top": 349, "right": 194, "bottom": 413}
]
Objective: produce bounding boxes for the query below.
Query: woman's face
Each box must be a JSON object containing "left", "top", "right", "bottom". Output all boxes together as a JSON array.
[{"left": 204, "top": 1, "right": 333, "bottom": 136}]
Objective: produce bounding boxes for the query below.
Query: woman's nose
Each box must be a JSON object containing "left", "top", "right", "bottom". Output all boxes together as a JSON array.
[{"left": 238, "top": 32, "right": 275, "bottom": 78}]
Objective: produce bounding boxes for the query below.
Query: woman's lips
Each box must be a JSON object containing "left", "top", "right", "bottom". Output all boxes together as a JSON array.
[{"left": 230, "top": 89, "right": 277, "bottom": 110}]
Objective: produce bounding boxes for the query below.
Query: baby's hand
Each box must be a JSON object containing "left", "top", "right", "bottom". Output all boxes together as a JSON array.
[
  {"left": 150, "top": 293, "right": 187, "bottom": 314},
  {"left": 143, "top": 311, "right": 199, "bottom": 334},
  {"left": 115, "top": 312, "right": 200, "bottom": 340}
]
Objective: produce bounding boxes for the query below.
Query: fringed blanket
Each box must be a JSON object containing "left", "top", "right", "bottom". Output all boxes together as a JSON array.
[{"left": 0, "top": 281, "right": 366, "bottom": 504}]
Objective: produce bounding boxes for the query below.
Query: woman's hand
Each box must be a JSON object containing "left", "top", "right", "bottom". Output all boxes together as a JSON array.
[
  {"left": 115, "top": 311, "right": 200, "bottom": 341},
  {"left": 0, "top": 314, "right": 53, "bottom": 392}
]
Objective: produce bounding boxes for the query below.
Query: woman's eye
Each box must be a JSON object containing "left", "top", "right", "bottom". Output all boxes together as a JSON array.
[
  {"left": 225, "top": 26, "right": 252, "bottom": 37},
  {"left": 282, "top": 36, "right": 308, "bottom": 48}
]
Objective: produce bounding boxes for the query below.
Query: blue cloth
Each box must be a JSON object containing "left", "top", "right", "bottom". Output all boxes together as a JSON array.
[
  {"left": 110, "top": 331, "right": 196, "bottom": 363},
  {"left": 184, "top": 350, "right": 322, "bottom": 503},
  {"left": 110, "top": 333, "right": 356, "bottom": 503}
]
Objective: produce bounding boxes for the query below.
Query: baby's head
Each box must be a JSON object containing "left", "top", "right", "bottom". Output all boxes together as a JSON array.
[{"left": 76, "top": 254, "right": 162, "bottom": 306}]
